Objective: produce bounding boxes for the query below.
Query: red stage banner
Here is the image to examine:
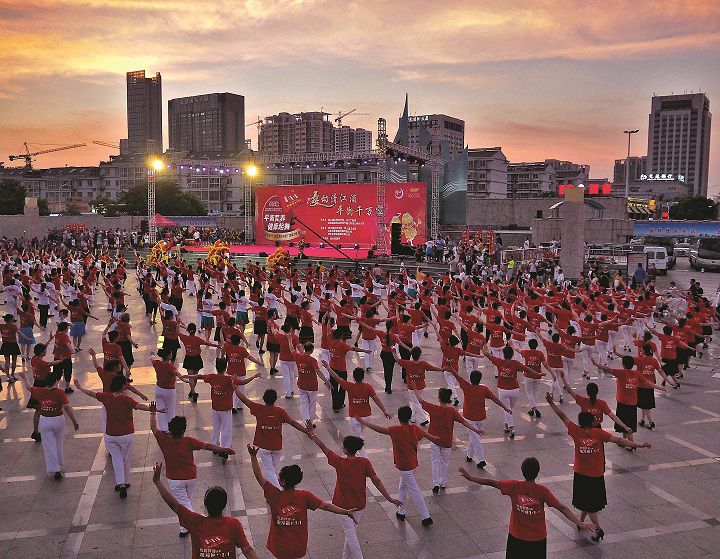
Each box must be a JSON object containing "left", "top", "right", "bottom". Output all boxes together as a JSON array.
[{"left": 255, "top": 183, "right": 427, "bottom": 248}]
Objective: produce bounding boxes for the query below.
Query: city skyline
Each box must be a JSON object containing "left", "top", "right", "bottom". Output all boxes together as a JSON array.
[{"left": 1, "top": 1, "right": 719, "bottom": 194}]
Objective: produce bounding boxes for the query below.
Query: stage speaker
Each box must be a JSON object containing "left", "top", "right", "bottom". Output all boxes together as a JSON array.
[
  {"left": 391, "top": 223, "right": 402, "bottom": 254},
  {"left": 140, "top": 219, "right": 148, "bottom": 233}
]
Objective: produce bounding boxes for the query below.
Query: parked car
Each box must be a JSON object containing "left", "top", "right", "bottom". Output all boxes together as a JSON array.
[
  {"left": 644, "top": 246, "right": 669, "bottom": 275},
  {"left": 674, "top": 242, "right": 691, "bottom": 257}
]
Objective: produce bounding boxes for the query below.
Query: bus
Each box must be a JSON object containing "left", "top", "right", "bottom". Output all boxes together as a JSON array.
[{"left": 690, "top": 238, "right": 720, "bottom": 271}]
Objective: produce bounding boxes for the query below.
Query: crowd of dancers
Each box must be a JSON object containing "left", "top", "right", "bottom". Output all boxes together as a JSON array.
[{"left": 0, "top": 242, "right": 715, "bottom": 559}]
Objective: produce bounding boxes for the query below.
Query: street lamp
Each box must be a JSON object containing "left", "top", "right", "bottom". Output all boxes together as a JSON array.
[
  {"left": 147, "top": 157, "right": 164, "bottom": 244},
  {"left": 624, "top": 129, "right": 639, "bottom": 200}
]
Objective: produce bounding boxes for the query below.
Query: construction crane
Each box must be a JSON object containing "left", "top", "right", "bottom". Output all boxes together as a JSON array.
[
  {"left": 91, "top": 140, "right": 120, "bottom": 149},
  {"left": 245, "top": 116, "right": 263, "bottom": 150},
  {"left": 334, "top": 109, "right": 370, "bottom": 128},
  {"left": 8, "top": 142, "right": 87, "bottom": 171}
]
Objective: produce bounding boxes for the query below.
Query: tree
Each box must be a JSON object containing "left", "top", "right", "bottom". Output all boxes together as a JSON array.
[
  {"left": 38, "top": 198, "right": 50, "bottom": 216},
  {"left": 62, "top": 203, "right": 82, "bottom": 216},
  {"left": 0, "top": 179, "right": 27, "bottom": 215},
  {"left": 117, "top": 178, "right": 207, "bottom": 216},
  {"left": 668, "top": 196, "right": 717, "bottom": 220},
  {"left": 92, "top": 196, "right": 120, "bottom": 217}
]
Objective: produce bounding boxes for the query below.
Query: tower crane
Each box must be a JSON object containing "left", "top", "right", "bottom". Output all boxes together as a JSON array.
[
  {"left": 334, "top": 109, "right": 370, "bottom": 128},
  {"left": 8, "top": 142, "right": 87, "bottom": 172},
  {"left": 91, "top": 140, "right": 120, "bottom": 149},
  {"left": 245, "top": 116, "right": 263, "bottom": 149}
]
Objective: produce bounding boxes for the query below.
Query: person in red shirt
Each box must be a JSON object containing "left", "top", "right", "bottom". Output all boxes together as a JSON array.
[
  {"left": 483, "top": 345, "right": 543, "bottom": 438},
  {"left": 150, "top": 348, "right": 188, "bottom": 431},
  {"left": 418, "top": 388, "right": 484, "bottom": 493},
  {"left": 160, "top": 310, "right": 182, "bottom": 362},
  {"left": 247, "top": 445, "right": 356, "bottom": 559},
  {"left": 327, "top": 328, "right": 370, "bottom": 412},
  {"left": 19, "top": 371, "right": 79, "bottom": 479},
  {"left": 51, "top": 321, "right": 74, "bottom": 393},
  {"left": 518, "top": 339, "right": 553, "bottom": 418},
  {"left": 0, "top": 312, "right": 31, "bottom": 383},
  {"left": 546, "top": 393, "right": 651, "bottom": 542},
  {"left": 445, "top": 367, "right": 511, "bottom": 468},
  {"left": 460, "top": 457, "right": 595, "bottom": 557},
  {"left": 561, "top": 377, "right": 631, "bottom": 432},
  {"left": 634, "top": 343, "right": 678, "bottom": 429},
  {"left": 396, "top": 346, "right": 445, "bottom": 425},
  {"left": 101, "top": 327, "right": 129, "bottom": 375},
  {"left": 305, "top": 430, "right": 402, "bottom": 558},
  {"left": 184, "top": 358, "right": 260, "bottom": 464},
  {"left": 179, "top": 323, "right": 221, "bottom": 403},
  {"left": 359, "top": 406, "right": 441, "bottom": 525},
  {"left": 651, "top": 324, "right": 693, "bottom": 386},
  {"left": 234, "top": 388, "right": 307, "bottom": 488},
  {"left": 27, "top": 343, "right": 64, "bottom": 442},
  {"left": 74, "top": 376, "right": 162, "bottom": 499},
  {"left": 537, "top": 331, "right": 580, "bottom": 403},
  {"left": 325, "top": 366, "right": 392, "bottom": 456},
  {"left": 592, "top": 355, "right": 665, "bottom": 445},
  {"left": 221, "top": 334, "right": 264, "bottom": 413},
  {"left": 152, "top": 462, "right": 258, "bottom": 558},
  {"left": 151, "top": 413, "right": 235, "bottom": 537},
  {"left": 292, "top": 342, "right": 332, "bottom": 426}
]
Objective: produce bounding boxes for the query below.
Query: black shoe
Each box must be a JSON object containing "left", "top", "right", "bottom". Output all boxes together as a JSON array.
[
  {"left": 466, "top": 456, "right": 473, "bottom": 463},
  {"left": 192, "top": 392, "right": 199, "bottom": 403},
  {"left": 54, "top": 472, "right": 62, "bottom": 480},
  {"left": 395, "top": 512, "right": 406, "bottom": 521},
  {"left": 420, "top": 420, "right": 429, "bottom": 427},
  {"left": 259, "top": 349, "right": 265, "bottom": 354},
  {"left": 231, "top": 408, "right": 238, "bottom": 415},
  {"left": 528, "top": 409, "right": 535, "bottom": 417},
  {"left": 648, "top": 422, "right": 655, "bottom": 430},
  {"left": 477, "top": 461, "right": 486, "bottom": 469},
  {"left": 453, "top": 398, "right": 460, "bottom": 407},
  {"left": 179, "top": 531, "right": 190, "bottom": 538},
  {"left": 31, "top": 431, "right": 41, "bottom": 442},
  {"left": 385, "top": 388, "right": 392, "bottom": 394},
  {"left": 119, "top": 486, "right": 127, "bottom": 499},
  {"left": 421, "top": 517, "right": 433, "bottom": 526},
  {"left": 115, "top": 484, "right": 122, "bottom": 492},
  {"left": 534, "top": 409, "right": 541, "bottom": 418},
  {"left": 64, "top": 387, "right": 74, "bottom": 394},
  {"left": 639, "top": 419, "right": 645, "bottom": 428},
  {"left": 432, "top": 485, "right": 440, "bottom": 494},
  {"left": 220, "top": 452, "right": 228, "bottom": 464},
  {"left": 424, "top": 332, "right": 429, "bottom": 338},
  {"left": 591, "top": 528, "right": 605, "bottom": 542}
]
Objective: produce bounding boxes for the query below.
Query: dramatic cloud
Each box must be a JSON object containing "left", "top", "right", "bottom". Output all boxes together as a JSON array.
[{"left": 0, "top": 0, "right": 718, "bottom": 190}]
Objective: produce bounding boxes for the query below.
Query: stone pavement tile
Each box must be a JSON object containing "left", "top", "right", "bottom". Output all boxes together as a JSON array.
[
  {"left": 78, "top": 526, "right": 135, "bottom": 555},
  {"left": 413, "top": 529, "right": 483, "bottom": 558},
  {"left": 6, "top": 533, "right": 70, "bottom": 559},
  {"left": 686, "top": 526, "right": 720, "bottom": 553},
  {"left": 128, "top": 543, "right": 190, "bottom": 559},
  {"left": 311, "top": 540, "right": 421, "bottom": 559},
  {"left": 597, "top": 534, "right": 709, "bottom": 559},
  {"left": 133, "top": 523, "right": 190, "bottom": 549},
  {"left": 356, "top": 518, "right": 407, "bottom": 544}
]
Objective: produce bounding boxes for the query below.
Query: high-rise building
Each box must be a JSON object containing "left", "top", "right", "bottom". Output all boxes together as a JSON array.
[
  {"left": 506, "top": 159, "right": 588, "bottom": 198},
  {"left": 123, "top": 70, "right": 163, "bottom": 155},
  {"left": 647, "top": 93, "right": 712, "bottom": 197},
  {"left": 393, "top": 95, "right": 465, "bottom": 159},
  {"left": 258, "top": 112, "right": 333, "bottom": 155},
  {"left": 332, "top": 126, "right": 373, "bottom": 153},
  {"left": 406, "top": 114, "right": 465, "bottom": 159},
  {"left": 613, "top": 156, "right": 647, "bottom": 194},
  {"left": 467, "top": 147, "right": 508, "bottom": 198},
  {"left": 168, "top": 93, "right": 245, "bottom": 152}
]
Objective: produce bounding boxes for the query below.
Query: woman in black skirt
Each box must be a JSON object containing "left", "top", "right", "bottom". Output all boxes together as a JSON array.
[
  {"left": 637, "top": 344, "right": 679, "bottom": 429},
  {"left": 298, "top": 300, "right": 315, "bottom": 344},
  {"left": 546, "top": 393, "right": 651, "bottom": 542},
  {"left": 265, "top": 309, "right": 280, "bottom": 374}
]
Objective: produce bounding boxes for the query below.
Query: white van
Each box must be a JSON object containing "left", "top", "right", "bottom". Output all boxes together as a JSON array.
[{"left": 644, "top": 246, "right": 668, "bottom": 275}]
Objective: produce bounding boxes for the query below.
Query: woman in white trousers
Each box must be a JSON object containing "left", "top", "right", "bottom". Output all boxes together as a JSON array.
[
  {"left": 150, "top": 413, "right": 235, "bottom": 536},
  {"left": 23, "top": 371, "right": 79, "bottom": 479},
  {"left": 74, "top": 376, "right": 162, "bottom": 499}
]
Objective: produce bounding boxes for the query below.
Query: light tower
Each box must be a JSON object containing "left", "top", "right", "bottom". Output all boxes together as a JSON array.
[{"left": 147, "top": 158, "right": 164, "bottom": 244}]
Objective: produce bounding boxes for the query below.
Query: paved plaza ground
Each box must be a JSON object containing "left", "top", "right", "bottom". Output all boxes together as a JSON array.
[{"left": 1, "top": 260, "right": 720, "bottom": 558}]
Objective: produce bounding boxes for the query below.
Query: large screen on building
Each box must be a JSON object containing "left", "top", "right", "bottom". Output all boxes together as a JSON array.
[{"left": 255, "top": 183, "right": 427, "bottom": 248}]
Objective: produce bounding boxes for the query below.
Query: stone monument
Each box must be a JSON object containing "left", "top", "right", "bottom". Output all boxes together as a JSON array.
[
  {"left": 24, "top": 197, "right": 40, "bottom": 240},
  {"left": 559, "top": 185, "right": 585, "bottom": 281}
]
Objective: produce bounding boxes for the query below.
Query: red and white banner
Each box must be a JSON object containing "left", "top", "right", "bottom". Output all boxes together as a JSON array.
[{"left": 255, "top": 183, "right": 426, "bottom": 248}]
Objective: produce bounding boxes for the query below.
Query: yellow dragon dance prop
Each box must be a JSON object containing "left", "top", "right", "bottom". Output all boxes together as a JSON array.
[
  {"left": 266, "top": 247, "right": 290, "bottom": 267},
  {"left": 206, "top": 240, "right": 230, "bottom": 267},
  {"left": 146, "top": 240, "right": 173, "bottom": 265}
]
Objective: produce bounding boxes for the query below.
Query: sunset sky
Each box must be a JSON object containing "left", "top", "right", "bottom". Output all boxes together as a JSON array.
[{"left": 1, "top": 0, "right": 719, "bottom": 194}]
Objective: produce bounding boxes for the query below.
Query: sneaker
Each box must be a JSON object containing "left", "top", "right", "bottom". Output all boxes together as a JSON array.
[
  {"left": 509, "top": 429, "right": 516, "bottom": 439},
  {"left": 421, "top": 517, "right": 433, "bottom": 526},
  {"left": 477, "top": 461, "right": 486, "bottom": 469},
  {"left": 639, "top": 419, "right": 646, "bottom": 428},
  {"left": 179, "top": 531, "right": 190, "bottom": 538},
  {"left": 504, "top": 423, "right": 510, "bottom": 433},
  {"left": 64, "top": 387, "right": 74, "bottom": 394},
  {"left": 119, "top": 486, "right": 127, "bottom": 499},
  {"left": 54, "top": 472, "right": 63, "bottom": 480},
  {"left": 432, "top": 485, "right": 440, "bottom": 494},
  {"left": 534, "top": 409, "right": 541, "bottom": 418},
  {"left": 420, "top": 420, "right": 429, "bottom": 427},
  {"left": 453, "top": 398, "right": 460, "bottom": 407},
  {"left": 395, "top": 512, "right": 406, "bottom": 521},
  {"left": 466, "top": 456, "right": 473, "bottom": 463}
]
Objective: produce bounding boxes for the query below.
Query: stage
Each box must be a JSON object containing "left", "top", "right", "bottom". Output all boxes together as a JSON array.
[{"left": 182, "top": 244, "right": 382, "bottom": 259}]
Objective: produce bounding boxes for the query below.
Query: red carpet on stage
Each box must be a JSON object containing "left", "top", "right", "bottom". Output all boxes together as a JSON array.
[{"left": 183, "top": 244, "right": 382, "bottom": 259}]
